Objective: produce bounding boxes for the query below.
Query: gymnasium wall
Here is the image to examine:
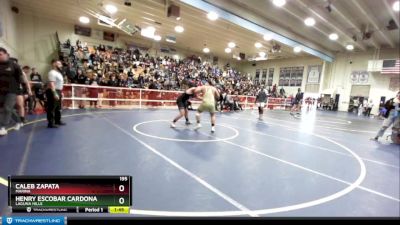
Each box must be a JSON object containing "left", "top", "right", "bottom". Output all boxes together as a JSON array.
[
  {"left": 322, "top": 48, "right": 399, "bottom": 114},
  {"left": 0, "top": 0, "right": 19, "bottom": 58},
  {"left": 237, "top": 56, "right": 324, "bottom": 96},
  {"left": 14, "top": 13, "right": 126, "bottom": 76},
  {"left": 239, "top": 48, "right": 400, "bottom": 115}
]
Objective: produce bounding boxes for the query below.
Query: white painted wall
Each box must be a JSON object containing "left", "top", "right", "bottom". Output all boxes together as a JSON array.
[
  {"left": 237, "top": 56, "right": 323, "bottom": 96},
  {"left": 239, "top": 49, "right": 400, "bottom": 115},
  {"left": 15, "top": 13, "right": 126, "bottom": 75},
  {"left": 0, "top": 0, "right": 19, "bottom": 57},
  {"left": 322, "top": 49, "right": 400, "bottom": 114}
]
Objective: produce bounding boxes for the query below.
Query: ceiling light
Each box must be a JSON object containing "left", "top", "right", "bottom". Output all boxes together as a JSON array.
[
  {"left": 174, "top": 25, "right": 184, "bottom": 33},
  {"left": 176, "top": 17, "right": 181, "bottom": 21},
  {"left": 154, "top": 35, "right": 161, "bottom": 41},
  {"left": 228, "top": 42, "right": 236, "bottom": 48},
  {"left": 237, "top": 56, "right": 241, "bottom": 60},
  {"left": 147, "top": 26, "right": 156, "bottom": 33},
  {"left": 225, "top": 48, "right": 232, "bottom": 53},
  {"left": 203, "top": 47, "right": 210, "bottom": 53},
  {"left": 272, "top": 0, "right": 286, "bottom": 7},
  {"left": 79, "top": 16, "right": 90, "bottom": 24},
  {"left": 141, "top": 26, "right": 156, "bottom": 39},
  {"left": 393, "top": 1, "right": 399, "bottom": 11},
  {"left": 255, "top": 56, "right": 268, "bottom": 61},
  {"left": 105, "top": 4, "right": 118, "bottom": 14},
  {"left": 346, "top": 44, "right": 354, "bottom": 50},
  {"left": 293, "top": 46, "right": 302, "bottom": 53},
  {"left": 255, "top": 42, "right": 262, "bottom": 48},
  {"left": 329, "top": 33, "right": 338, "bottom": 40},
  {"left": 207, "top": 11, "right": 219, "bottom": 21},
  {"left": 304, "top": 17, "right": 316, "bottom": 26},
  {"left": 263, "top": 34, "right": 273, "bottom": 41},
  {"left": 259, "top": 52, "right": 266, "bottom": 57}
]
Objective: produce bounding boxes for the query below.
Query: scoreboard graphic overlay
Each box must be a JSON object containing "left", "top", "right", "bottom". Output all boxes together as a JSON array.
[{"left": 8, "top": 176, "right": 132, "bottom": 214}]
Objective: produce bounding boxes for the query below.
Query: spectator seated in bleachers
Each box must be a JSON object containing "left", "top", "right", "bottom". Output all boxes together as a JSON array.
[{"left": 59, "top": 39, "right": 262, "bottom": 97}]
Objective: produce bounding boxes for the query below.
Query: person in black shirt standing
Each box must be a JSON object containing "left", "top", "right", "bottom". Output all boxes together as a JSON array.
[
  {"left": 107, "top": 74, "right": 119, "bottom": 107},
  {"left": 0, "top": 48, "right": 26, "bottom": 136},
  {"left": 64, "top": 63, "right": 76, "bottom": 83},
  {"left": 279, "top": 86, "right": 286, "bottom": 98},
  {"left": 76, "top": 69, "right": 87, "bottom": 84},
  {"left": 290, "top": 88, "right": 303, "bottom": 117},
  {"left": 29, "top": 67, "right": 44, "bottom": 113},
  {"left": 255, "top": 86, "right": 268, "bottom": 121},
  {"left": 76, "top": 69, "right": 86, "bottom": 109}
]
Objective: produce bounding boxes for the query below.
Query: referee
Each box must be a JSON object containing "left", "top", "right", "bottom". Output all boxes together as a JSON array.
[
  {"left": 46, "top": 59, "right": 66, "bottom": 128},
  {"left": 255, "top": 85, "right": 268, "bottom": 121}
]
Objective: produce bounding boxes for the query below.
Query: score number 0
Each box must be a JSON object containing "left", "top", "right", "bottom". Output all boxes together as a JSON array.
[{"left": 118, "top": 176, "right": 128, "bottom": 205}]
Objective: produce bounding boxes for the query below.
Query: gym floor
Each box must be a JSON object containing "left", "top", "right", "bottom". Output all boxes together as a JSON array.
[{"left": 0, "top": 108, "right": 399, "bottom": 217}]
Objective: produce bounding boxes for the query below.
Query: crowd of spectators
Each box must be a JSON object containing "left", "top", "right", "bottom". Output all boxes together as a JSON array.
[{"left": 59, "top": 39, "right": 264, "bottom": 96}]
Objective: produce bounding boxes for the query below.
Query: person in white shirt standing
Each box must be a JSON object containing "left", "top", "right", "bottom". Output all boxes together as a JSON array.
[
  {"left": 46, "top": 59, "right": 66, "bottom": 128},
  {"left": 366, "top": 100, "right": 374, "bottom": 117},
  {"left": 361, "top": 99, "right": 368, "bottom": 116}
]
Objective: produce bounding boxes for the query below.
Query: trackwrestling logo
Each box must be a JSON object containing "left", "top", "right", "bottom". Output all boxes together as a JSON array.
[{"left": 2, "top": 216, "right": 64, "bottom": 224}]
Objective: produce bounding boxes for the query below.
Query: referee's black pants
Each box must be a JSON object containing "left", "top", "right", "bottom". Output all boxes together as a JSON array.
[{"left": 45, "top": 89, "right": 62, "bottom": 126}]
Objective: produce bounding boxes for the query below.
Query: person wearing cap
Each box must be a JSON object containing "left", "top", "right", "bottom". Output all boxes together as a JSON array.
[{"left": 0, "top": 47, "right": 27, "bottom": 136}]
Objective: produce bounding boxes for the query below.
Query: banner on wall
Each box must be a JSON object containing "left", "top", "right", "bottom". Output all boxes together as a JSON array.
[
  {"left": 92, "top": 29, "right": 103, "bottom": 40},
  {"left": 296, "top": 69, "right": 303, "bottom": 86},
  {"left": 350, "top": 71, "right": 359, "bottom": 83},
  {"left": 284, "top": 72, "right": 290, "bottom": 86},
  {"left": 213, "top": 56, "right": 218, "bottom": 65},
  {"left": 358, "top": 71, "right": 369, "bottom": 83},
  {"left": 350, "top": 70, "right": 369, "bottom": 84},
  {"left": 307, "top": 65, "right": 322, "bottom": 84},
  {"left": 74, "top": 25, "right": 91, "bottom": 37},
  {"left": 103, "top": 31, "right": 115, "bottom": 42}
]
